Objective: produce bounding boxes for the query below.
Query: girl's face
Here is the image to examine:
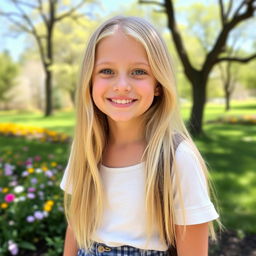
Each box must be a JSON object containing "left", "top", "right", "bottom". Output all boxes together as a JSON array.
[{"left": 92, "top": 30, "right": 159, "bottom": 124}]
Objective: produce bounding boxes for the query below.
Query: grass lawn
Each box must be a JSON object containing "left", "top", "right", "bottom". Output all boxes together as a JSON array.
[{"left": 0, "top": 100, "right": 256, "bottom": 233}]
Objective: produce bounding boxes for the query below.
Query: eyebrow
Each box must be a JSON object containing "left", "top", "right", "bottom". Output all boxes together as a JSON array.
[{"left": 95, "top": 62, "right": 150, "bottom": 66}]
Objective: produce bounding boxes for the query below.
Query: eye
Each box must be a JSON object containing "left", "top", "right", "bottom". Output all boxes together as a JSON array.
[
  {"left": 99, "top": 69, "right": 114, "bottom": 75},
  {"left": 131, "top": 69, "right": 147, "bottom": 76}
]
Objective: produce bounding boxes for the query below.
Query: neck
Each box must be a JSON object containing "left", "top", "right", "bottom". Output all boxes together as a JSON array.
[{"left": 107, "top": 118, "right": 146, "bottom": 145}]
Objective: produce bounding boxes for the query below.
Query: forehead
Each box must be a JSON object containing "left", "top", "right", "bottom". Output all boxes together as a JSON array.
[{"left": 95, "top": 31, "right": 149, "bottom": 64}]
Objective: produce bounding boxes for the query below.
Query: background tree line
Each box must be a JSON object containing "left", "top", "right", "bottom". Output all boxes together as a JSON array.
[{"left": 0, "top": 0, "right": 255, "bottom": 135}]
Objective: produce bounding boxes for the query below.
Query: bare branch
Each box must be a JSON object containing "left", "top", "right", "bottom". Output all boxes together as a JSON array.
[
  {"left": 204, "top": 0, "right": 255, "bottom": 72},
  {"left": 219, "top": 0, "right": 226, "bottom": 26},
  {"left": 226, "top": 0, "right": 234, "bottom": 19},
  {"left": 13, "top": 0, "right": 38, "bottom": 9},
  {"left": 216, "top": 53, "right": 256, "bottom": 63},
  {"left": 138, "top": 0, "right": 164, "bottom": 7},
  {"left": 0, "top": 13, "right": 32, "bottom": 33},
  {"left": 162, "top": 0, "right": 196, "bottom": 80},
  {"left": 233, "top": 0, "right": 247, "bottom": 17},
  {"left": 37, "top": 0, "right": 48, "bottom": 26},
  {"left": 55, "top": 0, "right": 86, "bottom": 22}
]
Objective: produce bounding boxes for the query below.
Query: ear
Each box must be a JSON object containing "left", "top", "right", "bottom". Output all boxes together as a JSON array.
[{"left": 154, "top": 84, "right": 161, "bottom": 96}]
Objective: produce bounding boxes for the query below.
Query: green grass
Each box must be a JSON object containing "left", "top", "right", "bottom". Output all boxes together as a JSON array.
[{"left": 0, "top": 100, "right": 256, "bottom": 233}]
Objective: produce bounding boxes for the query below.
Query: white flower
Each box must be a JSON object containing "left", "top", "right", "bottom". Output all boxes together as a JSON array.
[
  {"left": 14, "top": 185, "right": 24, "bottom": 194},
  {"left": 36, "top": 168, "right": 42, "bottom": 173}
]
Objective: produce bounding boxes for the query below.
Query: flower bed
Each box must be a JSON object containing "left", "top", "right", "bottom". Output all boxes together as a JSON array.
[
  {"left": 208, "top": 115, "right": 256, "bottom": 125},
  {"left": 0, "top": 150, "right": 66, "bottom": 255},
  {"left": 0, "top": 123, "right": 70, "bottom": 143}
]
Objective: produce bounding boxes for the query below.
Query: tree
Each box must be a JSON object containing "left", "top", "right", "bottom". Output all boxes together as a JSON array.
[
  {"left": 139, "top": 0, "right": 256, "bottom": 135},
  {"left": 51, "top": 17, "right": 96, "bottom": 107},
  {"left": 0, "top": 0, "right": 93, "bottom": 116},
  {"left": 0, "top": 51, "right": 18, "bottom": 109}
]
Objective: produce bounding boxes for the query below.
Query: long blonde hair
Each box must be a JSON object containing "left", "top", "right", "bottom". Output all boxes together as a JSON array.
[{"left": 64, "top": 16, "right": 217, "bottom": 250}]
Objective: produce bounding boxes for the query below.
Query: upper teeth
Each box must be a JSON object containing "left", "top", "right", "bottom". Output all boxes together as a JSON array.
[{"left": 111, "top": 99, "right": 133, "bottom": 104}]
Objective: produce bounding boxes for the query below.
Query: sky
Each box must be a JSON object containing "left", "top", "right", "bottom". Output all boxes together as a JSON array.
[{"left": 0, "top": 0, "right": 130, "bottom": 61}]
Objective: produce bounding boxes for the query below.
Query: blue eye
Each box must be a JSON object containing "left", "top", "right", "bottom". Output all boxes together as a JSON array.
[
  {"left": 132, "top": 69, "right": 147, "bottom": 76},
  {"left": 100, "top": 69, "right": 114, "bottom": 75}
]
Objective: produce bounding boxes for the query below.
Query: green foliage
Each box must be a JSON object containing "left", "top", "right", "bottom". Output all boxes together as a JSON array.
[{"left": 0, "top": 52, "right": 19, "bottom": 102}]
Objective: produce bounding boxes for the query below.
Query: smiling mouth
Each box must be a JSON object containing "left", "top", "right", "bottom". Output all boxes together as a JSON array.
[{"left": 108, "top": 99, "right": 137, "bottom": 104}]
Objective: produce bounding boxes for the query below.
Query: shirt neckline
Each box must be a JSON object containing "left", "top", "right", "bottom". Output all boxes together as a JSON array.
[{"left": 101, "top": 162, "right": 144, "bottom": 172}]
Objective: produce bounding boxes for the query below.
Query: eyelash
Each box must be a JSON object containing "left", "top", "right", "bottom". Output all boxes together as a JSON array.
[{"left": 99, "top": 69, "right": 147, "bottom": 76}]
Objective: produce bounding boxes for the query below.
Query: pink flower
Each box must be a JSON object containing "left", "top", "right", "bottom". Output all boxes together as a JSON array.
[{"left": 5, "top": 194, "right": 15, "bottom": 203}]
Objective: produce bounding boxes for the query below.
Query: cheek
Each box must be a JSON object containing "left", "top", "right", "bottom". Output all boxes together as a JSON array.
[{"left": 92, "top": 79, "right": 106, "bottom": 105}]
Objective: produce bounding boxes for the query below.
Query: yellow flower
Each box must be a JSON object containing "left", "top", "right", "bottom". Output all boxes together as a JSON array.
[
  {"left": 44, "top": 204, "right": 52, "bottom": 212},
  {"left": 51, "top": 162, "right": 57, "bottom": 167},
  {"left": 46, "top": 200, "right": 54, "bottom": 206},
  {"left": 1, "top": 203, "right": 8, "bottom": 209},
  {"left": 28, "top": 168, "right": 34, "bottom": 174},
  {"left": 2, "top": 188, "right": 9, "bottom": 193},
  {"left": 42, "top": 166, "right": 48, "bottom": 172}
]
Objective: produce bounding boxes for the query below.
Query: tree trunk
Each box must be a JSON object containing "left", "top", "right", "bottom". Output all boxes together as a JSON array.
[
  {"left": 45, "top": 68, "right": 53, "bottom": 116},
  {"left": 188, "top": 74, "right": 207, "bottom": 136},
  {"left": 225, "top": 87, "right": 230, "bottom": 111}
]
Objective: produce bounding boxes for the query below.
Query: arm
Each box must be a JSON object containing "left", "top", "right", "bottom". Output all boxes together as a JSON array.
[
  {"left": 175, "top": 222, "right": 209, "bottom": 256},
  {"left": 63, "top": 224, "right": 79, "bottom": 256}
]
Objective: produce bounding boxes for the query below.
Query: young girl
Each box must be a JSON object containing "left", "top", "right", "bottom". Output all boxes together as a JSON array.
[{"left": 60, "top": 16, "right": 219, "bottom": 256}]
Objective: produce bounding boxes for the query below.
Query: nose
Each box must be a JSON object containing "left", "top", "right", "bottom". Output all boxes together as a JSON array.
[{"left": 113, "top": 74, "right": 131, "bottom": 92}]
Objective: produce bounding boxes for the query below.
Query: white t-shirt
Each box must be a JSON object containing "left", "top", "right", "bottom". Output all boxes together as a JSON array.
[{"left": 60, "top": 141, "right": 219, "bottom": 251}]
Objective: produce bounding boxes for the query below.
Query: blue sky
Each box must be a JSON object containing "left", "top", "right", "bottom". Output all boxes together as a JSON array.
[{"left": 0, "top": 0, "right": 130, "bottom": 61}]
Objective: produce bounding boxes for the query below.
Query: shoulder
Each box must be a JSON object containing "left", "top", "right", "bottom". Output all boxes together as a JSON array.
[
  {"left": 175, "top": 140, "right": 200, "bottom": 166},
  {"left": 173, "top": 140, "right": 207, "bottom": 188}
]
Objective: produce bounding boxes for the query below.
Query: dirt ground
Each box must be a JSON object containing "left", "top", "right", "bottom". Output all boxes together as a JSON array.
[{"left": 209, "top": 230, "right": 256, "bottom": 256}]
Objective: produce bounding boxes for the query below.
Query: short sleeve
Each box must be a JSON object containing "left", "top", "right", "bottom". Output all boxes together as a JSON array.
[
  {"left": 172, "top": 141, "right": 219, "bottom": 225},
  {"left": 60, "top": 158, "right": 72, "bottom": 194}
]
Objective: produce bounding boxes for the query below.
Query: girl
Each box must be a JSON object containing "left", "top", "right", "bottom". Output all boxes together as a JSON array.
[{"left": 60, "top": 16, "right": 219, "bottom": 256}]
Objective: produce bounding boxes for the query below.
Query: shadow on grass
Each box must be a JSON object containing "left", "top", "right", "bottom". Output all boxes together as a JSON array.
[{"left": 195, "top": 124, "right": 256, "bottom": 233}]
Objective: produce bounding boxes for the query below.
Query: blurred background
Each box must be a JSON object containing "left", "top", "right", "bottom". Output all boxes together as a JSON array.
[{"left": 0, "top": 0, "right": 255, "bottom": 255}]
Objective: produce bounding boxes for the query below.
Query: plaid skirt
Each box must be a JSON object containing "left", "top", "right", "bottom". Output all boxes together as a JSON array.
[{"left": 77, "top": 242, "right": 169, "bottom": 256}]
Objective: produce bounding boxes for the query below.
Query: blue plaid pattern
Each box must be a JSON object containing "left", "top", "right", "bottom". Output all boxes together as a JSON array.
[{"left": 77, "top": 242, "right": 169, "bottom": 256}]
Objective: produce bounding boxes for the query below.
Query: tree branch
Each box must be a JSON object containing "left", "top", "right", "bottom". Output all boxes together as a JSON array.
[
  {"left": 55, "top": 0, "right": 86, "bottom": 22},
  {"left": 162, "top": 0, "right": 196, "bottom": 80},
  {"left": 203, "top": 0, "right": 255, "bottom": 73},
  {"left": 138, "top": 0, "right": 164, "bottom": 6},
  {"left": 0, "top": 13, "right": 33, "bottom": 33},
  {"left": 37, "top": 0, "right": 49, "bottom": 27},
  {"left": 219, "top": 0, "right": 226, "bottom": 26},
  {"left": 233, "top": 0, "right": 247, "bottom": 17},
  {"left": 12, "top": 0, "right": 38, "bottom": 9},
  {"left": 216, "top": 53, "right": 256, "bottom": 63},
  {"left": 226, "top": 0, "right": 234, "bottom": 20}
]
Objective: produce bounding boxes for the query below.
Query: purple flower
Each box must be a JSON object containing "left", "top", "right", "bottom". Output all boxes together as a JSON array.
[
  {"left": 8, "top": 241, "right": 19, "bottom": 255},
  {"left": 27, "top": 193, "right": 36, "bottom": 199},
  {"left": 26, "top": 216, "right": 35, "bottom": 222},
  {"left": 40, "top": 184, "right": 45, "bottom": 189},
  {"left": 22, "top": 171, "right": 29, "bottom": 177},
  {"left": 34, "top": 211, "right": 44, "bottom": 220},
  {"left": 30, "top": 178, "right": 38, "bottom": 184},
  {"left": 28, "top": 187, "right": 36, "bottom": 193},
  {"left": 4, "top": 163, "right": 13, "bottom": 176},
  {"left": 9, "top": 180, "right": 18, "bottom": 187},
  {"left": 25, "top": 158, "right": 33, "bottom": 167},
  {"left": 45, "top": 170, "right": 53, "bottom": 177}
]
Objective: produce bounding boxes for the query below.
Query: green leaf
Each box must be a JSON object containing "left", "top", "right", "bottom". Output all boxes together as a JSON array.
[{"left": 19, "top": 241, "right": 37, "bottom": 251}]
